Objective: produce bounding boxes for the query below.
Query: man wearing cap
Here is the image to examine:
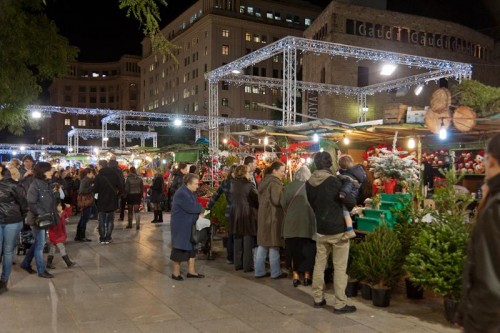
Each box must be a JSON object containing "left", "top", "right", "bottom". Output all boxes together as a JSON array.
[{"left": 19, "top": 155, "right": 34, "bottom": 179}]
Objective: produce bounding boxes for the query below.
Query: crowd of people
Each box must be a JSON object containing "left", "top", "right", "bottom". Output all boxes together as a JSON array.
[{"left": 1, "top": 140, "right": 497, "bottom": 329}]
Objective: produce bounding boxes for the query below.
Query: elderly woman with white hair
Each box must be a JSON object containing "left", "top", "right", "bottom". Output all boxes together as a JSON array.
[{"left": 280, "top": 166, "right": 317, "bottom": 288}]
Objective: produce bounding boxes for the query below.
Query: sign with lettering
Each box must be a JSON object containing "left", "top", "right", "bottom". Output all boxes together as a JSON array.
[
  {"left": 345, "top": 19, "right": 487, "bottom": 60},
  {"left": 307, "top": 91, "right": 319, "bottom": 119}
]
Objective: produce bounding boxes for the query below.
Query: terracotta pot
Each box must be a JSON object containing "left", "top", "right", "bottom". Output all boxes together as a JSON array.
[{"left": 384, "top": 179, "right": 397, "bottom": 194}]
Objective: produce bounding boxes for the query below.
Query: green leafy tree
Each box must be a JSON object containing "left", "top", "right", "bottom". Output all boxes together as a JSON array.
[
  {"left": 0, "top": 0, "right": 173, "bottom": 135},
  {"left": 0, "top": 0, "right": 78, "bottom": 134}
]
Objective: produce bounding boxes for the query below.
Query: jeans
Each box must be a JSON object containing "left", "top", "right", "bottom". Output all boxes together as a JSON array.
[
  {"left": 21, "top": 227, "right": 46, "bottom": 274},
  {"left": 255, "top": 246, "right": 282, "bottom": 278},
  {"left": 0, "top": 222, "right": 22, "bottom": 281},
  {"left": 98, "top": 212, "right": 114, "bottom": 242},
  {"left": 312, "top": 233, "right": 350, "bottom": 309},
  {"left": 77, "top": 206, "right": 92, "bottom": 230}
]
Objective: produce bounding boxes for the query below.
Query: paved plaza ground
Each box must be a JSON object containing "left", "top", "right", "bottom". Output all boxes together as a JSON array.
[{"left": 0, "top": 212, "right": 460, "bottom": 333}]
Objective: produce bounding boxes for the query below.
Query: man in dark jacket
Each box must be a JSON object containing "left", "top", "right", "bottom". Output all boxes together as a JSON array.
[
  {"left": 19, "top": 155, "right": 34, "bottom": 179},
  {"left": 306, "top": 152, "right": 357, "bottom": 314},
  {"left": 109, "top": 155, "right": 126, "bottom": 220},
  {"left": 458, "top": 134, "right": 500, "bottom": 332},
  {"left": 94, "top": 160, "right": 123, "bottom": 244}
]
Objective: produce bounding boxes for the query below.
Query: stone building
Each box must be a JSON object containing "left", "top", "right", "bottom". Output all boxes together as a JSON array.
[
  {"left": 46, "top": 55, "right": 141, "bottom": 144},
  {"left": 302, "top": 0, "right": 498, "bottom": 123},
  {"left": 140, "top": 0, "right": 321, "bottom": 123}
]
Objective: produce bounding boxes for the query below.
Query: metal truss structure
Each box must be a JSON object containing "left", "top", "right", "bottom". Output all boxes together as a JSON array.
[
  {"left": 207, "top": 35, "right": 473, "bottom": 151},
  {"left": 68, "top": 128, "right": 157, "bottom": 154}
]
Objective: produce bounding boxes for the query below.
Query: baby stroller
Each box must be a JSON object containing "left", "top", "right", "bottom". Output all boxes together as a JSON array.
[{"left": 17, "top": 225, "right": 34, "bottom": 255}]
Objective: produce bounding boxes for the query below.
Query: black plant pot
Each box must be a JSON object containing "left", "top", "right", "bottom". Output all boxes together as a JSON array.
[
  {"left": 443, "top": 297, "right": 460, "bottom": 323},
  {"left": 222, "top": 236, "right": 228, "bottom": 248},
  {"left": 405, "top": 278, "right": 424, "bottom": 299},
  {"left": 346, "top": 280, "right": 359, "bottom": 298},
  {"left": 360, "top": 283, "right": 372, "bottom": 300},
  {"left": 372, "top": 287, "right": 391, "bottom": 307}
]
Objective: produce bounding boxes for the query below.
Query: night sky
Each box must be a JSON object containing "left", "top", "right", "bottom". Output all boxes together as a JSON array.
[{"left": 45, "top": 0, "right": 499, "bottom": 62}]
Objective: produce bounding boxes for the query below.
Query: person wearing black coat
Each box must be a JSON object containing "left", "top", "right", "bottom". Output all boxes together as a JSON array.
[
  {"left": 306, "top": 152, "right": 357, "bottom": 314},
  {"left": 457, "top": 134, "right": 500, "bottom": 332},
  {"left": 0, "top": 165, "right": 28, "bottom": 293},
  {"left": 150, "top": 172, "right": 165, "bottom": 223},
  {"left": 20, "top": 162, "right": 58, "bottom": 279},
  {"left": 93, "top": 160, "right": 123, "bottom": 244},
  {"left": 229, "top": 165, "right": 259, "bottom": 272}
]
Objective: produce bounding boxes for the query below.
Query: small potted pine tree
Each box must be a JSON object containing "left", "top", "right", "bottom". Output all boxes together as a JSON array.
[
  {"left": 353, "top": 223, "right": 404, "bottom": 306},
  {"left": 404, "top": 168, "right": 473, "bottom": 322}
]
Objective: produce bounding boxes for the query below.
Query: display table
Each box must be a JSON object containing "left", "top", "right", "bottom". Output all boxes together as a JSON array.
[{"left": 356, "top": 193, "right": 410, "bottom": 232}]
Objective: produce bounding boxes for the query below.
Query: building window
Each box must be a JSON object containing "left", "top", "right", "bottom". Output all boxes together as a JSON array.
[
  {"left": 253, "top": 34, "right": 261, "bottom": 43},
  {"left": 204, "top": 46, "right": 208, "bottom": 56},
  {"left": 358, "top": 66, "right": 369, "bottom": 87},
  {"left": 252, "top": 102, "right": 259, "bottom": 110},
  {"left": 90, "top": 97, "right": 96, "bottom": 103},
  {"left": 261, "top": 68, "right": 266, "bottom": 76},
  {"left": 305, "top": 18, "right": 312, "bottom": 26},
  {"left": 64, "top": 95, "right": 71, "bottom": 102},
  {"left": 194, "top": 101, "right": 199, "bottom": 112},
  {"left": 78, "top": 86, "right": 86, "bottom": 93},
  {"left": 252, "top": 86, "right": 259, "bottom": 94},
  {"left": 222, "top": 29, "right": 229, "bottom": 37},
  {"left": 222, "top": 45, "right": 229, "bottom": 55},
  {"left": 221, "top": 98, "right": 229, "bottom": 106},
  {"left": 261, "top": 35, "right": 267, "bottom": 44},
  {"left": 247, "top": 6, "right": 253, "bottom": 15},
  {"left": 100, "top": 96, "right": 106, "bottom": 103},
  {"left": 273, "top": 69, "right": 279, "bottom": 78},
  {"left": 274, "top": 12, "right": 281, "bottom": 20},
  {"left": 64, "top": 119, "right": 70, "bottom": 126},
  {"left": 244, "top": 85, "right": 251, "bottom": 93},
  {"left": 272, "top": 88, "right": 278, "bottom": 96},
  {"left": 204, "top": 64, "right": 208, "bottom": 73},
  {"left": 78, "top": 96, "right": 86, "bottom": 103},
  {"left": 78, "top": 119, "right": 86, "bottom": 126},
  {"left": 109, "top": 96, "right": 115, "bottom": 103},
  {"left": 100, "top": 87, "right": 106, "bottom": 92},
  {"left": 260, "top": 87, "right": 266, "bottom": 95},
  {"left": 286, "top": 15, "right": 293, "bottom": 23},
  {"left": 244, "top": 100, "right": 250, "bottom": 110},
  {"left": 239, "top": 5, "right": 245, "bottom": 13},
  {"left": 255, "top": 8, "right": 261, "bottom": 18},
  {"left": 64, "top": 85, "right": 71, "bottom": 91},
  {"left": 183, "top": 88, "right": 190, "bottom": 98},
  {"left": 267, "top": 11, "right": 273, "bottom": 19},
  {"left": 245, "top": 33, "right": 251, "bottom": 41},
  {"left": 273, "top": 55, "right": 279, "bottom": 63},
  {"left": 222, "top": 81, "right": 229, "bottom": 90},
  {"left": 253, "top": 67, "right": 259, "bottom": 76}
]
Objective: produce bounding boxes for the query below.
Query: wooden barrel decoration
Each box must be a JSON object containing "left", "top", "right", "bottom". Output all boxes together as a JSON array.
[
  {"left": 425, "top": 109, "right": 451, "bottom": 134},
  {"left": 430, "top": 88, "right": 452, "bottom": 114},
  {"left": 453, "top": 106, "right": 477, "bottom": 132}
]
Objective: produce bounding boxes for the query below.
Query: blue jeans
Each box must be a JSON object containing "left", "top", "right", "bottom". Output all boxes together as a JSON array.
[
  {"left": 77, "top": 206, "right": 92, "bottom": 230},
  {"left": 255, "top": 246, "right": 282, "bottom": 278},
  {"left": 0, "top": 222, "right": 22, "bottom": 281},
  {"left": 98, "top": 212, "right": 114, "bottom": 242},
  {"left": 21, "top": 227, "right": 46, "bottom": 274}
]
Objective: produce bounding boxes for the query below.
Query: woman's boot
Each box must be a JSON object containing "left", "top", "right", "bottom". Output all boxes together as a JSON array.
[
  {"left": 157, "top": 210, "right": 163, "bottom": 223},
  {"left": 151, "top": 210, "right": 158, "bottom": 223},
  {"left": 62, "top": 255, "right": 75, "bottom": 268},
  {"left": 46, "top": 255, "right": 55, "bottom": 269}
]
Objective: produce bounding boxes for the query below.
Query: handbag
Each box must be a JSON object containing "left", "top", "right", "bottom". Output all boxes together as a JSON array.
[
  {"left": 77, "top": 193, "right": 94, "bottom": 209},
  {"left": 35, "top": 212, "right": 55, "bottom": 229},
  {"left": 285, "top": 183, "right": 306, "bottom": 213},
  {"left": 191, "top": 218, "right": 210, "bottom": 244}
]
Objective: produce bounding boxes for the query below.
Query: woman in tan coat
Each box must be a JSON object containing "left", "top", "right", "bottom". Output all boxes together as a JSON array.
[{"left": 255, "top": 161, "right": 286, "bottom": 279}]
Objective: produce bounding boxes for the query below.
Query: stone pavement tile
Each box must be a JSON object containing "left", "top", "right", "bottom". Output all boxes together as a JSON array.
[
  {"left": 19, "top": 321, "right": 82, "bottom": 333},
  {"left": 292, "top": 310, "right": 361, "bottom": 332},
  {"left": 64, "top": 302, "right": 130, "bottom": 325},
  {"left": 137, "top": 319, "right": 200, "bottom": 333},
  {"left": 220, "top": 301, "right": 282, "bottom": 320},
  {"left": 191, "top": 317, "right": 256, "bottom": 333},
  {"left": 248, "top": 315, "right": 317, "bottom": 333},
  {"left": 168, "top": 299, "right": 233, "bottom": 323},
  {"left": 78, "top": 320, "right": 142, "bottom": 333},
  {"left": 122, "top": 303, "right": 181, "bottom": 324}
]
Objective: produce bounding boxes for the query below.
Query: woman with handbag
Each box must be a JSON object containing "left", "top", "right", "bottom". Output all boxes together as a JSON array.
[
  {"left": 20, "top": 162, "right": 58, "bottom": 279},
  {"left": 75, "top": 168, "right": 95, "bottom": 242},
  {"left": 280, "top": 166, "right": 317, "bottom": 288},
  {"left": 150, "top": 172, "right": 165, "bottom": 223},
  {"left": 170, "top": 173, "right": 204, "bottom": 281},
  {"left": 0, "top": 164, "right": 28, "bottom": 293}
]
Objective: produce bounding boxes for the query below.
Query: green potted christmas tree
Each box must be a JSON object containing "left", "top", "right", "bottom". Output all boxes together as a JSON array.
[
  {"left": 404, "top": 168, "right": 473, "bottom": 322},
  {"left": 354, "top": 223, "right": 404, "bottom": 307}
]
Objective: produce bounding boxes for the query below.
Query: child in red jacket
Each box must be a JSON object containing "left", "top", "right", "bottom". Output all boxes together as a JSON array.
[{"left": 47, "top": 201, "right": 75, "bottom": 269}]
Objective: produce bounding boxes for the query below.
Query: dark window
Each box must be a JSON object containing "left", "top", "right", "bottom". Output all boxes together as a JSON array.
[
  {"left": 261, "top": 68, "right": 266, "bottom": 77},
  {"left": 273, "top": 69, "right": 279, "bottom": 78},
  {"left": 100, "top": 96, "right": 106, "bottom": 103},
  {"left": 78, "top": 86, "right": 86, "bottom": 93},
  {"left": 222, "top": 81, "right": 229, "bottom": 90},
  {"left": 64, "top": 95, "right": 71, "bottom": 102},
  {"left": 320, "top": 67, "right": 326, "bottom": 83},
  {"left": 358, "top": 66, "right": 369, "bottom": 87},
  {"left": 90, "top": 97, "right": 96, "bottom": 103},
  {"left": 253, "top": 67, "right": 259, "bottom": 75}
]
